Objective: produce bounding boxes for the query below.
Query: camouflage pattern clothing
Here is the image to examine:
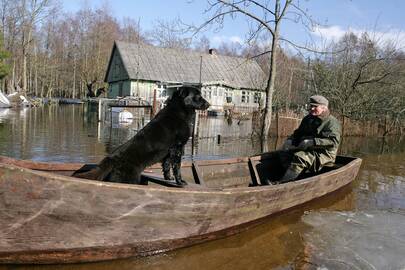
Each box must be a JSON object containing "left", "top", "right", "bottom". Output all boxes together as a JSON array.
[{"left": 283, "top": 110, "right": 341, "bottom": 174}]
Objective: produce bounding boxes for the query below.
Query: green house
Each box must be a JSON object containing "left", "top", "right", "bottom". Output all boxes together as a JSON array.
[{"left": 104, "top": 41, "right": 266, "bottom": 112}]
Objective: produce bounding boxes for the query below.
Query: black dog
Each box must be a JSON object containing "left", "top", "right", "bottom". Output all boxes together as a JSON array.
[{"left": 73, "top": 86, "right": 210, "bottom": 186}]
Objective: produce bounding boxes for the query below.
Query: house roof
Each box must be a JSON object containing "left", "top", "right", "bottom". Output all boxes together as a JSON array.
[{"left": 106, "top": 41, "right": 266, "bottom": 90}]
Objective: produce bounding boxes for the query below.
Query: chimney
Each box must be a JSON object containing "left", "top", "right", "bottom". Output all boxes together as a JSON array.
[{"left": 208, "top": 48, "right": 216, "bottom": 55}]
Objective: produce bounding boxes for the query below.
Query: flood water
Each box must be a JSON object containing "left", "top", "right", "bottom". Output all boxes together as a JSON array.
[{"left": 0, "top": 105, "right": 404, "bottom": 269}]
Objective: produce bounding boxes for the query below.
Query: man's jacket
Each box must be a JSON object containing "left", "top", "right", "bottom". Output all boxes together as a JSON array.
[{"left": 290, "top": 111, "right": 341, "bottom": 167}]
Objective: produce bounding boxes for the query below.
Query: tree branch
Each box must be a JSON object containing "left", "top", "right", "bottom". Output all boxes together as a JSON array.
[
  {"left": 248, "top": 0, "right": 276, "bottom": 16},
  {"left": 192, "top": 9, "right": 239, "bottom": 35},
  {"left": 217, "top": 0, "right": 275, "bottom": 36}
]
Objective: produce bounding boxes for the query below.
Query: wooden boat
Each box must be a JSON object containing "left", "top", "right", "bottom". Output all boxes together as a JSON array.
[{"left": 0, "top": 152, "right": 361, "bottom": 264}]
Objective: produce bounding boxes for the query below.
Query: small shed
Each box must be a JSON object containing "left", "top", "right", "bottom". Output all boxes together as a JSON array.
[{"left": 104, "top": 41, "right": 266, "bottom": 113}]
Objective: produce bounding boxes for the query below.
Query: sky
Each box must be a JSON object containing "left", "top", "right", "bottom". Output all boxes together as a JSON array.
[{"left": 61, "top": 0, "right": 405, "bottom": 50}]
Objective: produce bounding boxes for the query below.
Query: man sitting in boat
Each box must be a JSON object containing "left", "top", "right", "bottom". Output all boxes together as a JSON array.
[{"left": 277, "top": 95, "right": 341, "bottom": 184}]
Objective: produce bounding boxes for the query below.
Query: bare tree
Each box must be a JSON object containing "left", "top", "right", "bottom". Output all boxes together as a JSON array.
[
  {"left": 312, "top": 32, "right": 405, "bottom": 135},
  {"left": 217, "top": 40, "right": 242, "bottom": 56},
  {"left": 197, "top": 0, "right": 316, "bottom": 140},
  {"left": 120, "top": 17, "right": 145, "bottom": 43},
  {"left": 148, "top": 18, "right": 192, "bottom": 49},
  {"left": 193, "top": 35, "right": 211, "bottom": 53},
  {"left": 19, "top": 0, "right": 54, "bottom": 94},
  {"left": 0, "top": 36, "right": 9, "bottom": 88},
  {"left": 0, "top": 1, "right": 150, "bottom": 99}
]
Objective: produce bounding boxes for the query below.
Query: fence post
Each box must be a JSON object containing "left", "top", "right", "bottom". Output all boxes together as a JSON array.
[
  {"left": 276, "top": 111, "right": 279, "bottom": 137},
  {"left": 151, "top": 89, "right": 157, "bottom": 118}
]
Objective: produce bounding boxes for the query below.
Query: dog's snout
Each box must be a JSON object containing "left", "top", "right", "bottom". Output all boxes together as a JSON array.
[
  {"left": 203, "top": 100, "right": 210, "bottom": 110},
  {"left": 197, "top": 96, "right": 210, "bottom": 110}
]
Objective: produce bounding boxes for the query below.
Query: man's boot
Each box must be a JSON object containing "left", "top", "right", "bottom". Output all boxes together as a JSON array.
[{"left": 278, "top": 167, "right": 302, "bottom": 184}]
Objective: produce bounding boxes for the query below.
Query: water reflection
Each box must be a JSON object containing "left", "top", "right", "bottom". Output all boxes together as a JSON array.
[
  {"left": 197, "top": 117, "right": 253, "bottom": 139},
  {"left": 1, "top": 105, "right": 402, "bottom": 162},
  {"left": 0, "top": 106, "right": 404, "bottom": 269},
  {"left": 339, "top": 136, "right": 405, "bottom": 156},
  {"left": 0, "top": 105, "right": 106, "bottom": 162},
  {"left": 0, "top": 105, "right": 277, "bottom": 162}
]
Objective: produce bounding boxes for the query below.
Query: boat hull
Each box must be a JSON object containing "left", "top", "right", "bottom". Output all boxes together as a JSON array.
[{"left": 0, "top": 155, "right": 361, "bottom": 264}]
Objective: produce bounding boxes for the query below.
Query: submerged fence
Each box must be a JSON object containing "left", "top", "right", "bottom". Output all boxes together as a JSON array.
[{"left": 272, "top": 114, "right": 404, "bottom": 137}]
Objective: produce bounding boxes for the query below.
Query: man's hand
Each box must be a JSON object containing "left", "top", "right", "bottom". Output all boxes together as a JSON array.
[
  {"left": 298, "top": 139, "right": 315, "bottom": 150},
  {"left": 282, "top": 139, "right": 293, "bottom": 150}
]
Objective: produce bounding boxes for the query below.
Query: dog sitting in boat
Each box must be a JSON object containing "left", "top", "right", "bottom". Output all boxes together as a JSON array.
[{"left": 73, "top": 86, "right": 210, "bottom": 186}]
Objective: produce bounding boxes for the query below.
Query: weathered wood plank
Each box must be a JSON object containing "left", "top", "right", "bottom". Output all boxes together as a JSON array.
[{"left": 0, "top": 154, "right": 361, "bottom": 264}]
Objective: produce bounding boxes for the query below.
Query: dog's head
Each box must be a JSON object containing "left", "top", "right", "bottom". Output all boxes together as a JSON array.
[{"left": 169, "top": 86, "right": 210, "bottom": 110}]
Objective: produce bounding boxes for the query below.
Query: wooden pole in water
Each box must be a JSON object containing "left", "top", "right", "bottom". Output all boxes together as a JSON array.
[
  {"left": 191, "top": 56, "right": 203, "bottom": 157},
  {"left": 151, "top": 89, "right": 157, "bottom": 118}
]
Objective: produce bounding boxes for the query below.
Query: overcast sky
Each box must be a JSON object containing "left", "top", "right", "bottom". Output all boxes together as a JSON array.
[{"left": 62, "top": 0, "right": 405, "bottom": 50}]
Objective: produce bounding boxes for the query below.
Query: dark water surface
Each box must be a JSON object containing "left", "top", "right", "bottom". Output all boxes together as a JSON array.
[{"left": 0, "top": 106, "right": 404, "bottom": 269}]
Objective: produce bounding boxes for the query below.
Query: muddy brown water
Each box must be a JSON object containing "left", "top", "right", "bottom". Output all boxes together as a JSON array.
[{"left": 0, "top": 106, "right": 404, "bottom": 269}]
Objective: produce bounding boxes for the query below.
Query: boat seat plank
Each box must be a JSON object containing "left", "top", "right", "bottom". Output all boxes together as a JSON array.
[
  {"left": 72, "top": 163, "right": 98, "bottom": 175},
  {"left": 72, "top": 164, "right": 186, "bottom": 188},
  {"left": 248, "top": 157, "right": 266, "bottom": 186}
]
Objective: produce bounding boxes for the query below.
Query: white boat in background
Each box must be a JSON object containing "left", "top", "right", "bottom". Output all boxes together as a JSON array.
[
  {"left": 0, "top": 91, "right": 11, "bottom": 108},
  {"left": 0, "top": 108, "right": 10, "bottom": 120},
  {"left": 6, "top": 92, "right": 32, "bottom": 107}
]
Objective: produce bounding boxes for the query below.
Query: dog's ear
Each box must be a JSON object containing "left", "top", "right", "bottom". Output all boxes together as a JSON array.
[
  {"left": 181, "top": 87, "right": 194, "bottom": 108},
  {"left": 169, "top": 87, "right": 189, "bottom": 101},
  {"left": 178, "top": 87, "right": 190, "bottom": 98},
  {"left": 165, "top": 88, "right": 180, "bottom": 104}
]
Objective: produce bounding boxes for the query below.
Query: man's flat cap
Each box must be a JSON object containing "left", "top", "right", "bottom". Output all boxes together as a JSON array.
[{"left": 309, "top": 95, "right": 328, "bottom": 107}]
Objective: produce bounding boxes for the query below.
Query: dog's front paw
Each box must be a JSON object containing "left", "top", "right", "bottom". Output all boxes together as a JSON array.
[
  {"left": 176, "top": 179, "right": 188, "bottom": 186},
  {"left": 163, "top": 173, "right": 174, "bottom": 181}
]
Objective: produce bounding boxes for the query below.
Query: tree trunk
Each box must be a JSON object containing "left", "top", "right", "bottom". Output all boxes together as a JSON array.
[
  {"left": 22, "top": 52, "right": 26, "bottom": 93},
  {"left": 341, "top": 115, "right": 346, "bottom": 137},
  {"left": 261, "top": 26, "right": 280, "bottom": 141},
  {"left": 11, "top": 59, "right": 15, "bottom": 91},
  {"left": 73, "top": 56, "right": 76, "bottom": 98},
  {"left": 22, "top": 27, "right": 32, "bottom": 95},
  {"left": 286, "top": 69, "right": 293, "bottom": 112}
]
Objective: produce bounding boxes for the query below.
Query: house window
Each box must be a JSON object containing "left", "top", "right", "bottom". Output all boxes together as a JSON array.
[
  {"left": 254, "top": 92, "right": 261, "bottom": 103},
  {"left": 241, "top": 91, "right": 249, "bottom": 103},
  {"left": 159, "top": 89, "right": 167, "bottom": 98},
  {"left": 213, "top": 88, "right": 217, "bottom": 96},
  {"left": 206, "top": 90, "right": 212, "bottom": 99},
  {"left": 225, "top": 89, "right": 232, "bottom": 103},
  {"left": 218, "top": 89, "right": 223, "bottom": 97}
]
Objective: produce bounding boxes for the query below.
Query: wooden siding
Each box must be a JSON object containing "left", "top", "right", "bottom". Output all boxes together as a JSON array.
[
  {"left": 108, "top": 81, "right": 131, "bottom": 98},
  {"left": 105, "top": 47, "right": 129, "bottom": 83},
  {"left": 130, "top": 81, "right": 156, "bottom": 102},
  {"left": 107, "top": 79, "right": 264, "bottom": 112},
  {"left": 0, "top": 155, "right": 361, "bottom": 264},
  {"left": 201, "top": 86, "right": 263, "bottom": 112}
]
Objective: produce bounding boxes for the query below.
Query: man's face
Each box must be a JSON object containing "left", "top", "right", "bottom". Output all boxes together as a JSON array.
[{"left": 309, "top": 104, "right": 327, "bottom": 116}]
